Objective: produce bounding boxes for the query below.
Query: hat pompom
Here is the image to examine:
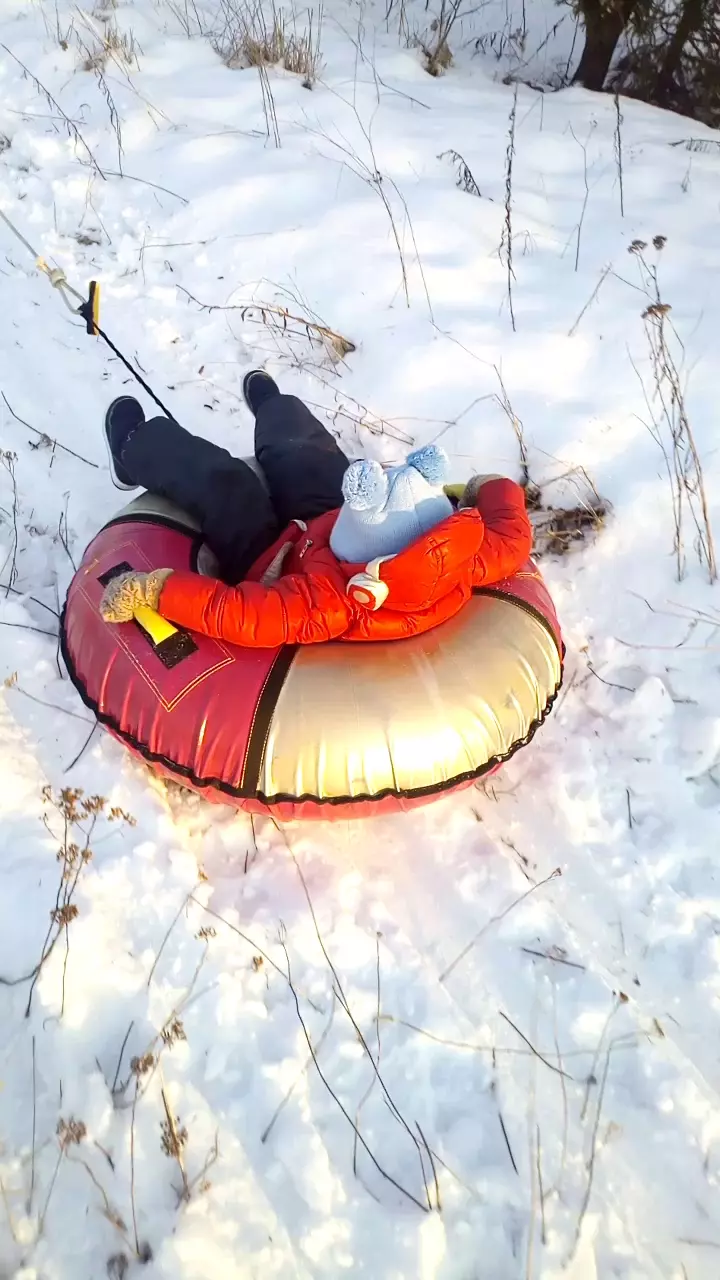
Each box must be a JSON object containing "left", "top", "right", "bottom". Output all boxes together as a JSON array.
[
  {"left": 407, "top": 444, "right": 449, "bottom": 486},
  {"left": 341, "top": 459, "right": 388, "bottom": 510}
]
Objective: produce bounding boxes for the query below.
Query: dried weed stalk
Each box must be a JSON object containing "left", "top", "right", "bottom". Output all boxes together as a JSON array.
[
  {"left": 438, "top": 149, "right": 486, "bottom": 198},
  {"left": 629, "top": 237, "right": 716, "bottom": 582},
  {"left": 278, "top": 832, "right": 434, "bottom": 1209},
  {"left": 78, "top": 14, "right": 139, "bottom": 72},
  {"left": 1, "top": 449, "right": 19, "bottom": 594},
  {"left": 614, "top": 92, "right": 625, "bottom": 217},
  {"left": 306, "top": 97, "right": 433, "bottom": 315},
  {"left": 0, "top": 788, "right": 135, "bottom": 1018},
  {"left": 177, "top": 283, "right": 355, "bottom": 362},
  {"left": 39, "top": 1116, "right": 87, "bottom": 1233},
  {"left": 0, "top": 44, "right": 106, "bottom": 178},
  {"left": 258, "top": 62, "right": 281, "bottom": 146},
  {"left": 501, "top": 84, "right": 518, "bottom": 331},
  {"left": 420, "top": 0, "right": 465, "bottom": 75},
  {"left": 493, "top": 369, "right": 608, "bottom": 557}
]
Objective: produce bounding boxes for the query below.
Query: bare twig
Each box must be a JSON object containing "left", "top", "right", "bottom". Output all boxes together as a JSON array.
[
  {"left": 438, "top": 149, "right": 486, "bottom": 198},
  {"left": 176, "top": 284, "right": 355, "bottom": 358},
  {"left": 536, "top": 1124, "right": 547, "bottom": 1245},
  {"left": 188, "top": 893, "right": 323, "bottom": 1009},
  {"left": 146, "top": 885, "right": 201, "bottom": 987},
  {"left": 0, "top": 581, "right": 59, "bottom": 618},
  {"left": 503, "top": 84, "right": 518, "bottom": 331},
  {"left": 261, "top": 994, "right": 337, "bottom": 1144},
  {"left": 2, "top": 395, "right": 98, "bottom": 467},
  {"left": 568, "top": 1051, "right": 611, "bottom": 1264},
  {"left": 28, "top": 1035, "right": 37, "bottom": 1213},
  {"left": 2, "top": 793, "right": 108, "bottom": 1018},
  {"left": 439, "top": 868, "right": 562, "bottom": 982},
  {"left": 499, "top": 1011, "right": 573, "bottom": 1080},
  {"left": 111, "top": 1021, "right": 136, "bottom": 1094},
  {"left": 568, "top": 263, "right": 612, "bottom": 337},
  {"left": 160, "top": 1081, "right": 190, "bottom": 1201},
  {"left": 7, "top": 683, "right": 91, "bottom": 724},
  {"left": 581, "top": 994, "right": 623, "bottom": 1121},
  {"left": 569, "top": 124, "right": 592, "bottom": 273},
  {"left": 66, "top": 1152, "right": 129, "bottom": 1239},
  {"left": 282, "top": 839, "right": 432, "bottom": 1205},
  {"left": 353, "top": 934, "right": 382, "bottom": 1176},
  {"left": 258, "top": 63, "right": 281, "bottom": 148},
  {"left": 493, "top": 364, "right": 531, "bottom": 489},
  {"left": 520, "top": 948, "right": 585, "bottom": 970},
  {"left": 57, "top": 498, "right": 76, "bottom": 572},
  {"left": 614, "top": 93, "right": 624, "bottom": 217},
  {"left": 64, "top": 722, "right": 99, "bottom": 772},
  {"left": 39, "top": 1117, "right": 87, "bottom": 1233},
  {"left": 1, "top": 45, "right": 106, "bottom": 177},
  {"left": 526, "top": 1058, "right": 539, "bottom": 1279},
  {"left": 0, "top": 620, "right": 57, "bottom": 637},
  {"left": 185, "top": 1131, "right": 219, "bottom": 1198},
  {"left": 378, "top": 1013, "right": 616, "bottom": 1060},
  {"left": 635, "top": 244, "right": 716, "bottom": 581},
  {"left": 416, "top": 1122, "right": 441, "bottom": 1211},
  {"left": 496, "top": 1095, "right": 518, "bottom": 1175},
  {"left": 279, "top": 933, "right": 428, "bottom": 1211},
  {"left": 550, "top": 983, "right": 569, "bottom": 1199},
  {"left": 1, "top": 450, "right": 19, "bottom": 595},
  {"left": 129, "top": 1081, "right": 140, "bottom": 1253},
  {"left": 100, "top": 170, "right": 188, "bottom": 203},
  {"left": 422, "top": 0, "right": 465, "bottom": 74}
]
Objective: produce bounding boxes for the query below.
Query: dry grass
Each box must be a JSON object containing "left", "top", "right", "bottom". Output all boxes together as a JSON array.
[
  {"left": 492, "top": 367, "right": 609, "bottom": 559},
  {"left": 531, "top": 495, "right": 609, "bottom": 558},
  {"left": 79, "top": 15, "right": 139, "bottom": 72},
  {"left": 213, "top": 0, "right": 323, "bottom": 86},
  {"left": 628, "top": 237, "right": 716, "bottom": 582},
  {"left": 419, "top": 0, "right": 465, "bottom": 75}
]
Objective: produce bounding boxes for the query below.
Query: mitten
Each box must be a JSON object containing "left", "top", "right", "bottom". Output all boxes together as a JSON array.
[
  {"left": 458, "top": 475, "right": 505, "bottom": 508},
  {"left": 100, "top": 568, "right": 174, "bottom": 623}
]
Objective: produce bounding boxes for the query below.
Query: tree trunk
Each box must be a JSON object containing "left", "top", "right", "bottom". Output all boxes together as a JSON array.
[
  {"left": 653, "top": 0, "right": 705, "bottom": 105},
  {"left": 573, "top": 0, "right": 637, "bottom": 90}
]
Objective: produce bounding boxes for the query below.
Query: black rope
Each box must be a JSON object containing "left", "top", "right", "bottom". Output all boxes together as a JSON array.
[{"left": 78, "top": 302, "right": 176, "bottom": 420}]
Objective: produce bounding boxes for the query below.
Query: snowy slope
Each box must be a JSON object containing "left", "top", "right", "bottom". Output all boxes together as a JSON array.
[{"left": 2, "top": 1, "right": 720, "bottom": 1276}]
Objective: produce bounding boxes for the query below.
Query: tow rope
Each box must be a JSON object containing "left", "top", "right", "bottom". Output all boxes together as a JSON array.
[{"left": 0, "top": 208, "right": 175, "bottom": 420}]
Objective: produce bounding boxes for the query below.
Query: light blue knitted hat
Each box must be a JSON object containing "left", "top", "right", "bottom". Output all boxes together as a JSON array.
[{"left": 330, "top": 445, "right": 454, "bottom": 564}]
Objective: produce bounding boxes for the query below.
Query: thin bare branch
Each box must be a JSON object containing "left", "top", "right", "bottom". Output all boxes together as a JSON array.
[{"left": 439, "top": 868, "right": 562, "bottom": 982}]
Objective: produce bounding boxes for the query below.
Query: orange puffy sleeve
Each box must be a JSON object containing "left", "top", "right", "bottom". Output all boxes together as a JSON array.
[
  {"left": 159, "top": 570, "right": 353, "bottom": 647},
  {"left": 469, "top": 478, "right": 533, "bottom": 586}
]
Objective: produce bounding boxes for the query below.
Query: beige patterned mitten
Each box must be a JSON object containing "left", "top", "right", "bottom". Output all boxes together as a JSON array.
[{"left": 100, "top": 569, "right": 174, "bottom": 623}]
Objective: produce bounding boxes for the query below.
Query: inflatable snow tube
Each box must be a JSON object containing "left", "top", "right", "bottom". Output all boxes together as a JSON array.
[{"left": 61, "top": 486, "right": 563, "bottom": 821}]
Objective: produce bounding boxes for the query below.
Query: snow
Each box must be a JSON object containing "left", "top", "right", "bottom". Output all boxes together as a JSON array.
[{"left": 1, "top": 0, "right": 720, "bottom": 1275}]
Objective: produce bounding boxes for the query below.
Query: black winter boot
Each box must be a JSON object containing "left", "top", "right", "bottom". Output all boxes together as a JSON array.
[
  {"left": 104, "top": 397, "right": 145, "bottom": 490},
  {"left": 242, "top": 370, "right": 280, "bottom": 418}
]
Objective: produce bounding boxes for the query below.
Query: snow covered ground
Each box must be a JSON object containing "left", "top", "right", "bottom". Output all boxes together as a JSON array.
[{"left": 2, "top": 0, "right": 720, "bottom": 1275}]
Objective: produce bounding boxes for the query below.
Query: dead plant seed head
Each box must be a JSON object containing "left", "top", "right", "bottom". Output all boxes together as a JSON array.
[
  {"left": 653, "top": 234, "right": 667, "bottom": 250},
  {"left": 130, "top": 1053, "right": 155, "bottom": 1078},
  {"left": 160, "top": 1017, "right": 187, "bottom": 1048},
  {"left": 160, "top": 1115, "right": 188, "bottom": 1160},
  {"left": 57, "top": 1117, "right": 87, "bottom": 1149},
  {"left": 628, "top": 239, "right": 648, "bottom": 254},
  {"left": 51, "top": 903, "right": 79, "bottom": 927},
  {"left": 642, "top": 302, "right": 672, "bottom": 319}
]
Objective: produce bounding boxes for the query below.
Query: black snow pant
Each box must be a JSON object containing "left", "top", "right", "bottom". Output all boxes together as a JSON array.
[{"left": 122, "top": 395, "right": 350, "bottom": 583}]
